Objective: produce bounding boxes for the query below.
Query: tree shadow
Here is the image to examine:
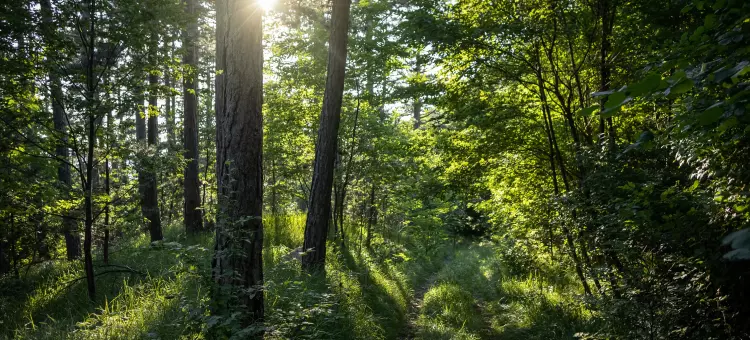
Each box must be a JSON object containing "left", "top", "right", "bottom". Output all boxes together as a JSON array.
[{"left": 2, "top": 231, "right": 213, "bottom": 339}]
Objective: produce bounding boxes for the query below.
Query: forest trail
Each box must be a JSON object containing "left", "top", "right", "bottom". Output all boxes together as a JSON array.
[{"left": 401, "top": 254, "right": 453, "bottom": 339}]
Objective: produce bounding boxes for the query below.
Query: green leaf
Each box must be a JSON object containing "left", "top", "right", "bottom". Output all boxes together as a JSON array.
[
  {"left": 576, "top": 104, "right": 599, "bottom": 116},
  {"left": 628, "top": 73, "right": 662, "bottom": 97},
  {"left": 704, "top": 14, "right": 716, "bottom": 29},
  {"left": 667, "top": 78, "right": 694, "bottom": 96},
  {"left": 604, "top": 92, "right": 627, "bottom": 109},
  {"left": 601, "top": 92, "right": 631, "bottom": 117},
  {"left": 717, "top": 116, "right": 738, "bottom": 133},
  {"left": 698, "top": 102, "right": 724, "bottom": 125},
  {"left": 689, "top": 180, "right": 700, "bottom": 192}
]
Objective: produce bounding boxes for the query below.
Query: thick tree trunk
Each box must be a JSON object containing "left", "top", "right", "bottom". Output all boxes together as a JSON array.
[
  {"left": 183, "top": 0, "right": 203, "bottom": 233},
  {"left": 145, "top": 63, "right": 163, "bottom": 242},
  {"left": 302, "top": 0, "right": 352, "bottom": 271},
  {"left": 213, "top": 0, "right": 265, "bottom": 328}
]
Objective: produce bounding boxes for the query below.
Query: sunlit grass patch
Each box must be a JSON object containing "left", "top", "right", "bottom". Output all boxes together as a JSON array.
[{"left": 421, "top": 283, "right": 483, "bottom": 331}]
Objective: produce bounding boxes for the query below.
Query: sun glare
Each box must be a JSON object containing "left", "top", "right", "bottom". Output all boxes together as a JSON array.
[{"left": 258, "top": 0, "right": 276, "bottom": 11}]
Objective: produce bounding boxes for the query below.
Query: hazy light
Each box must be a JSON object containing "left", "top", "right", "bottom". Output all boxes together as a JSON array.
[{"left": 258, "top": 0, "right": 276, "bottom": 11}]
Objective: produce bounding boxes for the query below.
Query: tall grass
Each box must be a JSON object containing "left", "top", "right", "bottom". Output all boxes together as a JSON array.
[
  {"left": 413, "top": 243, "right": 599, "bottom": 340},
  {"left": 1, "top": 217, "right": 598, "bottom": 339},
  {"left": 1, "top": 215, "right": 442, "bottom": 339}
]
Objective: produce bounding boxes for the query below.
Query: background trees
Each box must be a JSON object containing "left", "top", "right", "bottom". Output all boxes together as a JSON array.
[{"left": 1, "top": 0, "right": 749, "bottom": 338}]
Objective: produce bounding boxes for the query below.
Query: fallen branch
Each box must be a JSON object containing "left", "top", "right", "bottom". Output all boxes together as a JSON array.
[{"left": 60, "top": 268, "right": 146, "bottom": 292}]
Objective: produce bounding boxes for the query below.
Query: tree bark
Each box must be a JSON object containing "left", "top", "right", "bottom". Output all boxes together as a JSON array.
[
  {"left": 82, "top": 0, "right": 97, "bottom": 301},
  {"left": 104, "top": 111, "right": 112, "bottom": 264},
  {"left": 145, "top": 47, "right": 163, "bottom": 242},
  {"left": 213, "top": 0, "right": 265, "bottom": 328},
  {"left": 302, "top": 0, "right": 352, "bottom": 271},
  {"left": 184, "top": 0, "right": 203, "bottom": 233}
]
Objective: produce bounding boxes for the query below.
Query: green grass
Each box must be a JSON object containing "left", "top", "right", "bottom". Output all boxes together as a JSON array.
[
  {"left": 0, "top": 218, "right": 601, "bottom": 339},
  {"left": 413, "top": 242, "right": 600, "bottom": 340}
]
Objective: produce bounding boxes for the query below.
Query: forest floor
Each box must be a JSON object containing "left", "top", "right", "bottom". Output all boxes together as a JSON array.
[
  {"left": 401, "top": 254, "right": 452, "bottom": 339},
  {"left": 0, "top": 216, "right": 601, "bottom": 339}
]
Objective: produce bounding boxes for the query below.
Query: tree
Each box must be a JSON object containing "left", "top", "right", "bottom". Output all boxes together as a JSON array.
[
  {"left": 144, "top": 37, "right": 163, "bottom": 242},
  {"left": 213, "top": 0, "right": 265, "bottom": 328},
  {"left": 301, "top": 0, "right": 352, "bottom": 271},
  {"left": 40, "top": 0, "right": 81, "bottom": 261},
  {"left": 183, "top": 0, "right": 203, "bottom": 233}
]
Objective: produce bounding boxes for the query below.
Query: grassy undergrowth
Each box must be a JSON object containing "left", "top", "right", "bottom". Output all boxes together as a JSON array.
[
  {"left": 0, "top": 215, "right": 449, "bottom": 339},
  {"left": 1, "top": 217, "right": 601, "bottom": 339},
  {"left": 414, "top": 243, "right": 601, "bottom": 340}
]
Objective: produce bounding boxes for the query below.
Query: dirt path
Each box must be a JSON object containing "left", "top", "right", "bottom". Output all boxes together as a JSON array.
[{"left": 401, "top": 256, "right": 452, "bottom": 339}]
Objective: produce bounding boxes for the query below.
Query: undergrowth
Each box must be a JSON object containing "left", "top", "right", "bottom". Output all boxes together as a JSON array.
[
  {"left": 414, "top": 243, "right": 600, "bottom": 340},
  {"left": 1, "top": 216, "right": 603, "bottom": 339}
]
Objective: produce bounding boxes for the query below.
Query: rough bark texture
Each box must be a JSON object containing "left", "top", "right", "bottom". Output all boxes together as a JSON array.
[
  {"left": 302, "top": 0, "right": 352, "bottom": 271},
  {"left": 183, "top": 0, "right": 203, "bottom": 233},
  {"left": 145, "top": 57, "right": 163, "bottom": 242},
  {"left": 41, "top": 0, "right": 81, "bottom": 260},
  {"left": 213, "top": 0, "right": 265, "bottom": 327}
]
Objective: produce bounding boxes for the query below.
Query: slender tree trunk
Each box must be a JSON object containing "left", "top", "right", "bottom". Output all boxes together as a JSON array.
[
  {"left": 81, "top": 0, "right": 97, "bottom": 302},
  {"left": 366, "top": 183, "right": 375, "bottom": 248},
  {"left": 302, "top": 0, "right": 352, "bottom": 271},
  {"left": 337, "top": 88, "right": 361, "bottom": 248},
  {"left": 184, "top": 0, "right": 203, "bottom": 233},
  {"left": 166, "top": 69, "right": 174, "bottom": 146},
  {"left": 536, "top": 59, "right": 592, "bottom": 296},
  {"left": 84, "top": 115, "right": 96, "bottom": 301},
  {"left": 104, "top": 111, "right": 112, "bottom": 264},
  {"left": 145, "top": 48, "right": 163, "bottom": 241},
  {"left": 413, "top": 54, "right": 423, "bottom": 129},
  {"left": 271, "top": 157, "right": 279, "bottom": 244},
  {"left": 213, "top": 0, "right": 265, "bottom": 328}
]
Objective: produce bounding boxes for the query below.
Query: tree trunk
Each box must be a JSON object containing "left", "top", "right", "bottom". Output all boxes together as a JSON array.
[
  {"left": 183, "top": 0, "right": 203, "bottom": 233},
  {"left": 366, "top": 183, "right": 375, "bottom": 248},
  {"left": 41, "top": 0, "right": 81, "bottom": 261},
  {"left": 213, "top": 0, "right": 265, "bottom": 328},
  {"left": 81, "top": 0, "right": 97, "bottom": 302},
  {"left": 104, "top": 111, "right": 112, "bottom": 264},
  {"left": 302, "top": 0, "right": 352, "bottom": 271},
  {"left": 145, "top": 52, "right": 163, "bottom": 242},
  {"left": 271, "top": 157, "right": 279, "bottom": 244},
  {"left": 536, "top": 58, "right": 592, "bottom": 296},
  {"left": 413, "top": 54, "right": 423, "bottom": 129}
]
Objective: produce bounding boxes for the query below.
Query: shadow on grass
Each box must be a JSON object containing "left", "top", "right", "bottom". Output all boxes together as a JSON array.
[{"left": 2, "top": 229, "right": 213, "bottom": 339}]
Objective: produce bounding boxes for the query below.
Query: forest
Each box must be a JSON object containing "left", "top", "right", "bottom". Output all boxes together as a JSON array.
[{"left": 1, "top": 0, "right": 749, "bottom": 338}]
